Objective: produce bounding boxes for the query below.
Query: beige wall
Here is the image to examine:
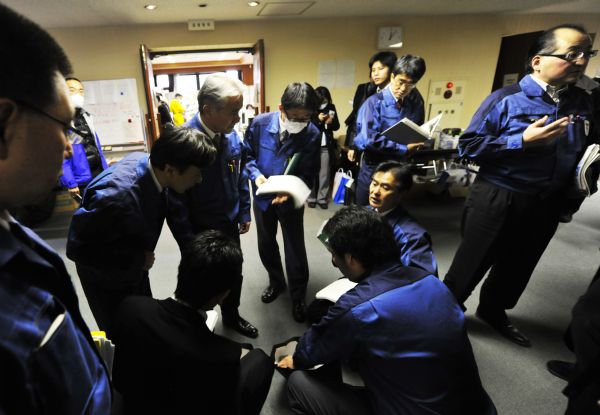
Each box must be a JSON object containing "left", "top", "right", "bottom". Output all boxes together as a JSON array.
[{"left": 49, "top": 14, "right": 600, "bottom": 133}]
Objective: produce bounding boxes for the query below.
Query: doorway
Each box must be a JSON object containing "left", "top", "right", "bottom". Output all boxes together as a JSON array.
[{"left": 140, "top": 40, "right": 265, "bottom": 145}]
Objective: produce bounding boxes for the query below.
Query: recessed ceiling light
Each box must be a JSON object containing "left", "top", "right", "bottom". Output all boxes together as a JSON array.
[
  {"left": 248, "top": 1, "right": 260, "bottom": 6},
  {"left": 198, "top": 3, "right": 207, "bottom": 7},
  {"left": 144, "top": 4, "right": 157, "bottom": 10}
]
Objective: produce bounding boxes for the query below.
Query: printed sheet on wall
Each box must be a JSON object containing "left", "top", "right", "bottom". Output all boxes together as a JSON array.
[{"left": 82, "top": 78, "right": 146, "bottom": 147}]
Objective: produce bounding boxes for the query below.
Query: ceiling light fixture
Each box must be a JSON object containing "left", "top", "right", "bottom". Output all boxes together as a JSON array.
[
  {"left": 144, "top": 4, "right": 157, "bottom": 10},
  {"left": 248, "top": 1, "right": 260, "bottom": 6}
]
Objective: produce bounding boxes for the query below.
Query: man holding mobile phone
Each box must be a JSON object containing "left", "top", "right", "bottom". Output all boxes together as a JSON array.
[
  {"left": 443, "top": 24, "right": 597, "bottom": 347},
  {"left": 307, "top": 86, "right": 340, "bottom": 209}
]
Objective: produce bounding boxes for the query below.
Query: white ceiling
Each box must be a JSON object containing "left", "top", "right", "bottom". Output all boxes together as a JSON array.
[{"left": 4, "top": 0, "right": 600, "bottom": 29}]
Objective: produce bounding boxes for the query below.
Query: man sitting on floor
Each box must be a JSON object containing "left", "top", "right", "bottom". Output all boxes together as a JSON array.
[
  {"left": 278, "top": 206, "right": 492, "bottom": 415},
  {"left": 112, "top": 230, "right": 274, "bottom": 415}
]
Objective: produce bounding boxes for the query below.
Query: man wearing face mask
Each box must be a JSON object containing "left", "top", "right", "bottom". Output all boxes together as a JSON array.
[
  {"left": 245, "top": 82, "right": 320, "bottom": 322},
  {"left": 59, "top": 77, "right": 108, "bottom": 200}
]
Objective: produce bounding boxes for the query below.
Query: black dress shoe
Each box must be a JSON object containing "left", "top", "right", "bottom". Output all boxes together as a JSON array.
[
  {"left": 307, "top": 202, "right": 316, "bottom": 208},
  {"left": 318, "top": 203, "right": 328, "bottom": 210},
  {"left": 476, "top": 307, "right": 531, "bottom": 347},
  {"left": 223, "top": 316, "right": 259, "bottom": 338},
  {"left": 292, "top": 300, "right": 307, "bottom": 323},
  {"left": 261, "top": 285, "right": 284, "bottom": 303},
  {"left": 547, "top": 360, "right": 575, "bottom": 381}
]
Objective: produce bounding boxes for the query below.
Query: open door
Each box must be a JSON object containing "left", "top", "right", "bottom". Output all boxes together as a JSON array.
[
  {"left": 252, "top": 39, "right": 265, "bottom": 113},
  {"left": 140, "top": 43, "right": 159, "bottom": 147}
]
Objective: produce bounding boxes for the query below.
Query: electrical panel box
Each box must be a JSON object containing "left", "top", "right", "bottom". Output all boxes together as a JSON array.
[
  {"left": 427, "top": 80, "right": 466, "bottom": 103},
  {"left": 187, "top": 20, "right": 215, "bottom": 31},
  {"left": 427, "top": 80, "right": 466, "bottom": 129},
  {"left": 428, "top": 102, "right": 463, "bottom": 130}
]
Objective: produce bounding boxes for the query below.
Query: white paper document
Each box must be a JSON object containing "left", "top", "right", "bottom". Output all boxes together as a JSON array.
[
  {"left": 256, "top": 175, "right": 311, "bottom": 209},
  {"left": 382, "top": 113, "right": 443, "bottom": 145},
  {"left": 315, "top": 278, "right": 358, "bottom": 303}
]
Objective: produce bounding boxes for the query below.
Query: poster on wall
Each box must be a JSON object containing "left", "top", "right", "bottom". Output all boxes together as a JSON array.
[{"left": 82, "top": 78, "right": 146, "bottom": 147}]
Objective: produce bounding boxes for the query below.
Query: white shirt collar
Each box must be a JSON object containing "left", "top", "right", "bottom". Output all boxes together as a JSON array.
[
  {"left": 198, "top": 114, "right": 217, "bottom": 139},
  {"left": 147, "top": 159, "right": 163, "bottom": 193},
  {"left": 531, "top": 74, "right": 567, "bottom": 99}
]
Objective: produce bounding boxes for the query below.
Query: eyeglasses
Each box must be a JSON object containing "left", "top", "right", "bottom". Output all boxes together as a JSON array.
[
  {"left": 539, "top": 50, "right": 598, "bottom": 62},
  {"left": 392, "top": 79, "right": 417, "bottom": 90},
  {"left": 15, "top": 99, "right": 88, "bottom": 139}
]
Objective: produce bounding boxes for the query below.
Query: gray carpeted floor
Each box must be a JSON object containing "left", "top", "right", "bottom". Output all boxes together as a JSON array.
[{"left": 38, "top": 184, "right": 600, "bottom": 415}]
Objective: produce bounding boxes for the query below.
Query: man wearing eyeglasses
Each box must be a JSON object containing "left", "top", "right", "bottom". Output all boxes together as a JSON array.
[
  {"left": 443, "top": 24, "right": 597, "bottom": 348},
  {"left": 244, "top": 82, "right": 320, "bottom": 322},
  {"left": 354, "top": 54, "right": 427, "bottom": 206},
  {"left": 0, "top": 4, "right": 111, "bottom": 413}
]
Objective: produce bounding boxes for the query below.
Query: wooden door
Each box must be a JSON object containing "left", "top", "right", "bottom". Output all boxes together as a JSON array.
[
  {"left": 252, "top": 39, "right": 265, "bottom": 113},
  {"left": 139, "top": 43, "right": 159, "bottom": 146}
]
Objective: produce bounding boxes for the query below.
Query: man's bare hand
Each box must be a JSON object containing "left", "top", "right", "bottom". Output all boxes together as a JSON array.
[
  {"left": 271, "top": 194, "right": 289, "bottom": 205},
  {"left": 277, "top": 355, "right": 295, "bottom": 369},
  {"left": 239, "top": 221, "right": 251, "bottom": 234},
  {"left": 68, "top": 187, "right": 80, "bottom": 196},
  {"left": 142, "top": 251, "right": 155, "bottom": 271},
  {"left": 255, "top": 175, "right": 268, "bottom": 187},
  {"left": 347, "top": 149, "right": 356, "bottom": 162},
  {"left": 522, "top": 115, "right": 569, "bottom": 144},
  {"left": 407, "top": 142, "right": 424, "bottom": 153}
]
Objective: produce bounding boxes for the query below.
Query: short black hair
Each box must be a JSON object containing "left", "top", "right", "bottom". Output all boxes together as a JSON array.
[
  {"left": 373, "top": 161, "right": 413, "bottom": 192},
  {"left": 175, "top": 230, "right": 243, "bottom": 308},
  {"left": 368, "top": 51, "right": 398, "bottom": 71},
  {"left": 150, "top": 126, "right": 217, "bottom": 173},
  {"left": 0, "top": 4, "right": 72, "bottom": 110},
  {"left": 323, "top": 205, "right": 398, "bottom": 270},
  {"left": 392, "top": 55, "right": 426, "bottom": 82},
  {"left": 525, "top": 24, "right": 589, "bottom": 73},
  {"left": 281, "top": 82, "right": 319, "bottom": 112},
  {"left": 315, "top": 86, "right": 333, "bottom": 106}
]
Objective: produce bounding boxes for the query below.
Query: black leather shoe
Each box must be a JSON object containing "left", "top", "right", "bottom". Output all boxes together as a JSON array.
[
  {"left": 476, "top": 307, "right": 531, "bottom": 347},
  {"left": 292, "top": 300, "right": 307, "bottom": 323},
  {"left": 307, "top": 202, "right": 316, "bottom": 208},
  {"left": 223, "top": 316, "right": 259, "bottom": 339},
  {"left": 261, "top": 285, "right": 284, "bottom": 303},
  {"left": 318, "top": 203, "right": 328, "bottom": 210},
  {"left": 546, "top": 360, "right": 575, "bottom": 381}
]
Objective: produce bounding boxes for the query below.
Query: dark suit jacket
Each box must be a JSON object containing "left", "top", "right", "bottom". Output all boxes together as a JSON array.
[
  {"left": 112, "top": 297, "right": 242, "bottom": 414},
  {"left": 344, "top": 82, "right": 377, "bottom": 147}
]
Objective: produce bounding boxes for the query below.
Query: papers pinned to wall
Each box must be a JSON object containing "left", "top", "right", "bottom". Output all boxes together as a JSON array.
[{"left": 317, "top": 60, "right": 356, "bottom": 89}]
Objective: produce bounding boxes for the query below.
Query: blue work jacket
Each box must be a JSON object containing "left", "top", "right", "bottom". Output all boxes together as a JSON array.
[
  {"left": 373, "top": 205, "right": 438, "bottom": 276},
  {"left": 459, "top": 74, "right": 595, "bottom": 195},
  {"left": 244, "top": 112, "right": 320, "bottom": 211},
  {"left": 67, "top": 153, "right": 166, "bottom": 280},
  {"left": 293, "top": 262, "right": 485, "bottom": 415},
  {"left": 354, "top": 86, "right": 425, "bottom": 162},
  {"left": 0, "top": 216, "right": 111, "bottom": 414},
  {"left": 167, "top": 114, "right": 250, "bottom": 245},
  {"left": 60, "top": 113, "right": 108, "bottom": 189}
]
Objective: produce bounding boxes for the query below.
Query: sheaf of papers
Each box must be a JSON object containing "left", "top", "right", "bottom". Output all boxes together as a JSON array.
[
  {"left": 575, "top": 143, "right": 600, "bottom": 196},
  {"left": 315, "top": 278, "right": 358, "bottom": 303},
  {"left": 256, "top": 175, "right": 311, "bottom": 209}
]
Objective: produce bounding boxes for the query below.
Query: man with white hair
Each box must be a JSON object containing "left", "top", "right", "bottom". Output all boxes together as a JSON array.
[{"left": 168, "top": 73, "right": 258, "bottom": 338}]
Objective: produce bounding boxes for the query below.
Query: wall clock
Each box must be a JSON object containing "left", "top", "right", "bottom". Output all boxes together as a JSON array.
[{"left": 378, "top": 26, "right": 403, "bottom": 49}]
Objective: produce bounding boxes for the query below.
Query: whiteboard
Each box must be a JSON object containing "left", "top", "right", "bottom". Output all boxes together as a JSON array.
[{"left": 82, "top": 78, "right": 146, "bottom": 147}]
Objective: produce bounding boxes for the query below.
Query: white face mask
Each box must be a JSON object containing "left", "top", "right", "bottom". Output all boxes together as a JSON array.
[
  {"left": 319, "top": 102, "right": 328, "bottom": 110},
  {"left": 70, "top": 94, "right": 84, "bottom": 109},
  {"left": 281, "top": 115, "right": 307, "bottom": 134}
]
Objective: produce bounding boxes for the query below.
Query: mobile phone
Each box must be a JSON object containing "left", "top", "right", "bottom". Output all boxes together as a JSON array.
[
  {"left": 71, "top": 193, "right": 83, "bottom": 203},
  {"left": 328, "top": 110, "right": 336, "bottom": 117}
]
